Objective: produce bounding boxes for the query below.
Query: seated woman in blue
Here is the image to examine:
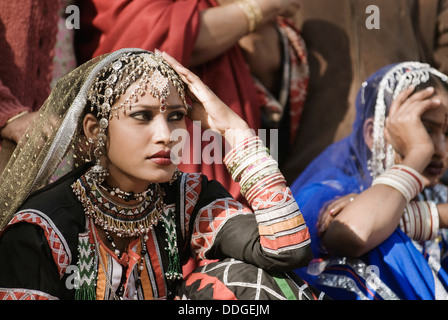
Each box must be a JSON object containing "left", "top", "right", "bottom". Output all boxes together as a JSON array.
[{"left": 291, "top": 62, "right": 448, "bottom": 300}]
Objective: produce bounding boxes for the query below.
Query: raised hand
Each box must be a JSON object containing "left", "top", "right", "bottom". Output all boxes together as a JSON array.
[
  {"left": 161, "top": 51, "right": 255, "bottom": 148},
  {"left": 384, "top": 86, "right": 441, "bottom": 172}
]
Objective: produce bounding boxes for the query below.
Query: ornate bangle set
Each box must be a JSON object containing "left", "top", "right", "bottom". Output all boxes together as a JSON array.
[
  {"left": 236, "top": 0, "right": 263, "bottom": 33},
  {"left": 372, "top": 164, "right": 425, "bottom": 202},
  {"left": 372, "top": 164, "right": 439, "bottom": 241},
  {"left": 224, "top": 136, "right": 286, "bottom": 203},
  {"left": 399, "top": 201, "right": 439, "bottom": 241}
]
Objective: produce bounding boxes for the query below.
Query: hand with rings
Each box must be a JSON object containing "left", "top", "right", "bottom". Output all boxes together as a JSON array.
[{"left": 318, "top": 193, "right": 357, "bottom": 236}]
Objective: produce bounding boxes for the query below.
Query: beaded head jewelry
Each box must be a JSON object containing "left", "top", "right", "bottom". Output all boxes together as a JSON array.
[
  {"left": 86, "top": 52, "right": 188, "bottom": 184},
  {"left": 368, "top": 62, "right": 448, "bottom": 179},
  {"left": 0, "top": 48, "right": 189, "bottom": 231}
]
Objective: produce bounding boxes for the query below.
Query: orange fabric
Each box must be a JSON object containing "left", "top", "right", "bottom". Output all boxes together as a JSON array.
[
  {"left": 258, "top": 215, "right": 305, "bottom": 236},
  {"left": 260, "top": 228, "right": 310, "bottom": 251}
]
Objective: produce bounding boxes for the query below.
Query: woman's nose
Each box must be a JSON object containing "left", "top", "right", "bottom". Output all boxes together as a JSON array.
[{"left": 152, "top": 115, "right": 172, "bottom": 144}]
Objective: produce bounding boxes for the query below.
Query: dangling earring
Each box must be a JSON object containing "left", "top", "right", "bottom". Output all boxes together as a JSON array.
[
  {"left": 90, "top": 132, "right": 109, "bottom": 184},
  {"left": 169, "top": 167, "right": 181, "bottom": 185},
  {"left": 86, "top": 137, "right": 95, "bottom": 163}
]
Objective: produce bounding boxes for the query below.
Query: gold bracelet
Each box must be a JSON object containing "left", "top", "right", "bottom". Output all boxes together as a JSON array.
[
  {"left": 236, "top": 0, "right": 263, "bottom": 33},
  {"left": 6, "top": 111, "right": 29, "bottom": 124}
]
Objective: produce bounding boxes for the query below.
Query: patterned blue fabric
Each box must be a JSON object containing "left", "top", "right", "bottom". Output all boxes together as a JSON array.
[{"left": 292, "top": 62, "right": 448, "bottom": 300}]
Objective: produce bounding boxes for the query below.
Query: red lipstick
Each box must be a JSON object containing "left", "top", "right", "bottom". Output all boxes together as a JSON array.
[{"left": 149, "top": 150, "right": 172, "bottom": 165}]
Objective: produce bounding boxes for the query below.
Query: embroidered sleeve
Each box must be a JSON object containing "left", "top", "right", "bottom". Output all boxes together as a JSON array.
[
  {"left": 191, "top": 196, "right": 252, "bottom": 260},
  {"left": 190, "top": 179, "right": 311, "bottom": 271},
  {"left": 189, "top": 136, "right": 312, "bottom": 270},
  {"left": 251, "top": 186, "right": 310, "bottom": 255},
  {"left": 0, "top": 211, "right": 71, "bottom": 300}
]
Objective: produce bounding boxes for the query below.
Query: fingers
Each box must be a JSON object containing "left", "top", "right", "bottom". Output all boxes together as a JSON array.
[
  {"left": 406, "top": 87, "right": 441, "bottom": 115},
  {"left": 161, "top": 51, "right": 196, "bottom": 88},
  {"left": 388, "top": 86, "right": 414, "bottom": 118},
  {"left": 161, "top": 51, "right": 217, "bottom": 103},
  {"left": 318, "top": 194, "right": 357, "bottom": 235},
  {"left": 328, "top": 194, "right": 356, "bottom": 216},
  {"left": 389, "top": 86, "right": 441, "bottom": 119},
  {"left": 384, "top": 85, "right": 440, "bottom": 164}
]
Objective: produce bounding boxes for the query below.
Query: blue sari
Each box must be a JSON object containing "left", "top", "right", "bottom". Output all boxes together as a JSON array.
[{"left": 292, "top": 62, "right": 448, "bottom": 300}]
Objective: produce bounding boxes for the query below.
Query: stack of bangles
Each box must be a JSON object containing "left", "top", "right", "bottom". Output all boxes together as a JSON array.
[
  {"left": 372, "top": 164, "right": 439, "bottom": 241},
  {"left": 224, "top": 136, "right": 286, "bottom": 204},
  {"left": 372, "top": 164, "right": 425, "bottom": 202},
  {"left": 399, "top": 201, "right": 439, "bottom": 241}
]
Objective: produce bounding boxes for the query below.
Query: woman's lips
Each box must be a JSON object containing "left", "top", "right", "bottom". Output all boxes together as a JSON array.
[
  {"left": 149, "top": 150, "right": 172, "bottom": 165},
  {"left": 425, "top": 161, "right": 444, "bottom": 176}
]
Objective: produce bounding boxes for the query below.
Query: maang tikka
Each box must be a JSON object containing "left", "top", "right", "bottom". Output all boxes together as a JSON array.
[{"left": 86, "top": 51, "right": 188, "bottom": 184}]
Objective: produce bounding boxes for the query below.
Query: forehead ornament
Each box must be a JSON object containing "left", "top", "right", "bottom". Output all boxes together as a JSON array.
[{"left": 88, "top": 52, "right": 186, "bottom": 126}]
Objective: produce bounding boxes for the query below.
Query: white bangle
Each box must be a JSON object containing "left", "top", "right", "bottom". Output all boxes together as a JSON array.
[
  {"left": 400, "top": 201, "right": 439, "bottom": 241},
  {"left": 373, "top": 175, "right": 413, "bottom": 202},
  {"left": 427, "top": 201, "right": 439, "bottom": 240},
  {"left": 372, "top": 164, "right": 425, "bottom": 202}
]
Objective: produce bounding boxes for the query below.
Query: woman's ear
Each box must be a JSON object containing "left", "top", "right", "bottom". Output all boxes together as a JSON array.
[
  {"left": 83, "top": 113, "right": 100, "bottom": 141},
  {"left": 363, "top": 117, "right": 374, "bottom": 150}
]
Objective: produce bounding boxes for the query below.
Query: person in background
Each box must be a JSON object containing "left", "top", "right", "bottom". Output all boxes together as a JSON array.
[
  {"left": 283, "top": 0, "right": 448, "bottom": 183},
  {"left": 291, "top": 62, "right": 448, "bottom": 300},
  {"left": 0, "top": 0, "right": 78, "bottom": 173},
  {"left": 75, "top": 0, "right": 309, "bottom": 203}
]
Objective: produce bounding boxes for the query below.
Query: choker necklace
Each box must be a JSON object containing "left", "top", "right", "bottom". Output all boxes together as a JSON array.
[
  {"left": 72, "top": 167, "right": 166, "bottom": 237},
  {"left": 99, "top": 182, "right": 153, "bottom": 202}
]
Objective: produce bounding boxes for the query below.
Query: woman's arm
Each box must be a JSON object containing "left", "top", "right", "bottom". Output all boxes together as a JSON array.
[
  {"left": 87, "top": 0, "right": 300, "bottom": 68},
  {"left": 322, "top": 87, "right": 441, "bottom": 257},
  {"left": 437, "top": 203, "right": 448, "bottom": 228},
  {"left": 190, "top": 176, "right": 312, "bottom": 271},
  {"left": 163, "top": 52, "right": 311, "bottom": 270},
  {"left": 0, "top": 79, "right": 34, "bottom": 143},
  {"left": 191, "top": 0, "right": 300, "bottom": 66}
]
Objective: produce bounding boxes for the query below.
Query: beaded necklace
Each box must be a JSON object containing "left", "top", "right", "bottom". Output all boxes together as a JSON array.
[
  {"left": 72, "top": 168, "right": 165, "bottom": 237},
  {"left": 72, "top": 168, "right": 183, "bottom": 299}
]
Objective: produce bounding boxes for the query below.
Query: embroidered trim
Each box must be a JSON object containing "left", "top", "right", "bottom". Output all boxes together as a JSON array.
[
  {"left": 191, "top": 198, "right": 252, "bottom": 260},
  {"left": 317, "top": 257, "right": 400, "bottom": 300},
  {"left": 75, "top": 230, "right": 97, "bottom": 300},
  {"left": 6, "top": 210, "right": 71, "bottom": 278},
  {"left": 161, "top": 208, "right": 182, "bottom": 280},
  {"left": 0, "top": 288, "right": 58, "bottom": 300}
]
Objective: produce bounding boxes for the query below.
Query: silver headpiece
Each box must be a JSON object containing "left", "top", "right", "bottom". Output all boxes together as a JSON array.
[
  {"left": 369, "top": 62, "right": 448, "bottom": 179},
  {"left": 86, "top": 51, "right": 188, "bottom": 184}
]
